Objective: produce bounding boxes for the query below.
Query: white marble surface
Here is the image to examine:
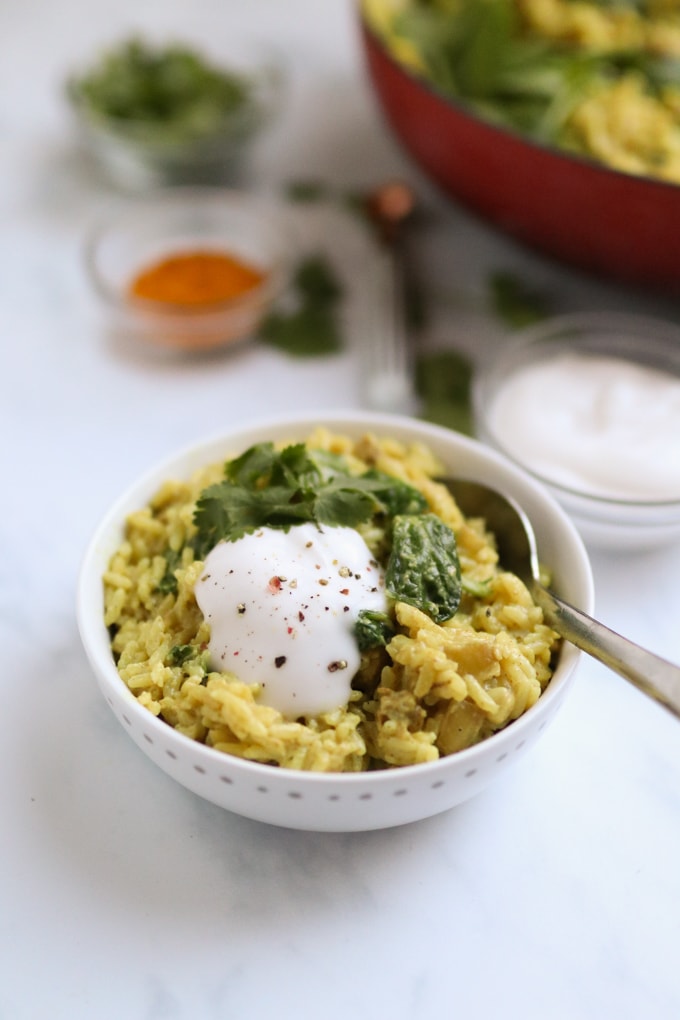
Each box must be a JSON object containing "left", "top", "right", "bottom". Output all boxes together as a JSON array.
[{"left": 2, "top": 2, "right": 680, "bottom": 1017}]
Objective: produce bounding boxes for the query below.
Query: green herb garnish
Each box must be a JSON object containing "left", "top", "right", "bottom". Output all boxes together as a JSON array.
[
  {"left": 361, "top": 469, "right": 428, "bottom": 516},
  {"left": 259, "top": 254, "right": 343, "bottom": 357},
  {"left": 167, "top": 644, "right": 196, "bottom": 666},
  {"left": 157, "top": 547, "right": 182, "bottom": 594},
  {"left": 191, "top": 441, "right": 424, "bottom": 556},
  {"left": 191, "top": 443, "right": 463, "bottom": 646},
  {"left": 354, "top": 610, "right": 395, "bottom": 651},
  {"left": 285, "top": 180, "right": 332, "bottom": 203},
  {"left": 489, "top": 271, "right": 552, "bottom": 329},
  {"left": 295, "top": 256, "right": 342, "bottom": 305},
  {"left": 461, "top": 576, "right": 493, "bottom": 599}
]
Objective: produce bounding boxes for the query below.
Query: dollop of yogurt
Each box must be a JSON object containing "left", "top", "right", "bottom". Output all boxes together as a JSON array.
[
  {"left": 194, "top": 522, "right": 387, "bottom": 718},
  {"left": 485, "top": 352, "right": 680, "bottom": 501}
]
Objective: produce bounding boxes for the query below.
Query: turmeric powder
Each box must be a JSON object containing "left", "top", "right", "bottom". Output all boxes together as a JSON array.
[{"left": 129, "top": 249, "right": 266, "bottom": 306}]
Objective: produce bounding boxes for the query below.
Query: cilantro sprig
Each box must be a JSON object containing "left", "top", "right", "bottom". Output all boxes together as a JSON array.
[
  {"left": 259, "top": 255, "right": 343, "bottom": 357},
  {"left": 191, "top": 441, "right": 427, "bottom": 558}
]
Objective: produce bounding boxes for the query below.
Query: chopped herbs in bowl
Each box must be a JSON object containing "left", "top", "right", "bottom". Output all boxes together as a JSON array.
[{"left": 67, "top": 36, "right": 282, "bottom": 187}]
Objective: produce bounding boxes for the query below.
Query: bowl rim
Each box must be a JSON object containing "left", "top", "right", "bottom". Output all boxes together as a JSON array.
[
  {"left": 474, "top": 310, "right": 680, "bottom": 511},
  {"left": 76, "top": 409, "right": 594, "bottom": 783},
  {"left": 358, "top": 9, "right": 680, "bottom": 198},
  {"left": 83, "top": 185, "right": 292, "bottom": 316}
]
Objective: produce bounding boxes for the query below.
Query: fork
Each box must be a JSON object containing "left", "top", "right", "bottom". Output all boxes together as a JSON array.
[{"left": 361, "top": 183, "right": 422, "bottom": 415}]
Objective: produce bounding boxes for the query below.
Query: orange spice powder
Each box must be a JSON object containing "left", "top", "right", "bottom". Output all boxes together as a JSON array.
[{"left": 129, "top": 249, "right": 266, "bottom": 307}]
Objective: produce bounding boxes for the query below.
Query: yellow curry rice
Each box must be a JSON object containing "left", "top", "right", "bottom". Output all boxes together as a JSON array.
[
  {"left": 366, "top": 0, "right": 680, "bottom": 185},
  {"left": 103, "top": 429, "right": 560, "bottom": 772}
]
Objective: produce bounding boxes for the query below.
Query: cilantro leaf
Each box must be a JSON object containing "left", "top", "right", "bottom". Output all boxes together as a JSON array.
[
  {"left": 416, "top": 349, "right": 474, "bottom": 436},
  {"left": 259, "top": 254, "right": 343, "bottom": 358},
  {"left": 167, "top": 644, "right": 196, "bottom": 666},
  {"left": 225, "top": 440, "right": 282, "bottom": 487},
  {"left": 259, "top": 304, "right": 341, "bottom": 357},
  {"left": 312, "top": 484, "right": 378, "bottom": 529},
  {"left": 193, "top": 481, "right": 314, "bottom": 552},
  {"left": 489, "top": 271, "right": 552, "bottom": 328},
  {"left": 226, "top": 441, "right": 323, "bottom": 490},
  {"left": 286, "top": 179, "right": 331, "bottom": 202},
  {"left": 191, "top": 442, "right": 428, "bottom": 556},
  {"left": 295, "top": 255, "right": 342, "bottom": 306},
  {"left": 157, "top": 547, "right": 181, "bottom": 594},
  {"left": 362, "top": 468, "right": 428, "bottom": 516}
]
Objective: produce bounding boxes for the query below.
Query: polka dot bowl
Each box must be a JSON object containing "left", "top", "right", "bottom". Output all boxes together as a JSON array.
[{"left": 76, "top": 411, "right": 593, "bottom": 831}]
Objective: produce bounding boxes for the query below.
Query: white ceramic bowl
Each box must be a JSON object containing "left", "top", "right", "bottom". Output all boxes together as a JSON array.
[
  {"left": 77, "top": 412, "right": 593, "bottom": 831},
  {"left": 474, "top": 313, "right": 680, "bottom": 552}
]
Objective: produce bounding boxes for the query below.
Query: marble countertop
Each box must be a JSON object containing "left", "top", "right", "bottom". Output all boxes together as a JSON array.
[{"left": 2, "top": 2, "right": 680, "bottom": 1018}]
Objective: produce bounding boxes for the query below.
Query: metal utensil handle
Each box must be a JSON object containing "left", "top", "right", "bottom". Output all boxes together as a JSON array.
[
  {"left": 535, "top": 586, "right": 680, "bottom": 719},
  {"left": 363, "top": 243, "right": 420, "bottom": 415}
]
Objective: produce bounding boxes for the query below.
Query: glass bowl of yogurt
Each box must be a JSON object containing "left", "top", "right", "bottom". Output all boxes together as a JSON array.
[{"left": 474, "top": 312, "right": 680, "bottom": 551}]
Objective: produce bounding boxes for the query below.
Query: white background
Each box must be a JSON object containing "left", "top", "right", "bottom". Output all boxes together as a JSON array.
[{"left": 2, "top": 2, "right": 680, "bottom": 1018}]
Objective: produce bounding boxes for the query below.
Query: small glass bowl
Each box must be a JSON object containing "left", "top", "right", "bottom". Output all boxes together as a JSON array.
[
  {"left": 474, "top": 312, "right": 680, "bottom": 551},
  {"left": 85, "top": 187, "right": 291, "bottom": 353},
  {"left": 68, "top": 58, "right": 283, "bottom": 190}
]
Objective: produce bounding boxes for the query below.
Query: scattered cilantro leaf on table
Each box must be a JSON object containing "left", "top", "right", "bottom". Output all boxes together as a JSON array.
[
  {"left": 489, "top": 270, "right": 552, "bottom": 328},
  {"left": 416, "top": 349, "right": 474, "bottom": 436},
  {"left": 285, "top": 178, "right": 367, "bottom": 218},
  {"left": 285, "top": 180, "right": 332, "bottom": 203},
  {"left": 259, "top": 305, "right": 341, "bottom": 356},
  {"left": 259, "top": 253, "right": 343, "bottom": 357},
  {"left": 296, "top": 255, "right": 342, "bottom": 305}
]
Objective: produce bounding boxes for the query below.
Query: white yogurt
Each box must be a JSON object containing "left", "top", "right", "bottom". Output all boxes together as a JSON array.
[
  {"left": 194, "top": 522, "right": 387, "bottom": 718},
  {"left": 485, "top": 351, "right": 680, "bottom": 501}
]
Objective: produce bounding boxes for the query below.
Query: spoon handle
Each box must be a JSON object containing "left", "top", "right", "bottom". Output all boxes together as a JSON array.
[{"left": 534, "top": 585, "right": 680, "bottom": 720}]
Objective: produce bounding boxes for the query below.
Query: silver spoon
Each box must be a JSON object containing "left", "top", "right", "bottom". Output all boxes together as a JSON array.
[{"left": 444, "top": 477, "right": 680, "bottom": 720}]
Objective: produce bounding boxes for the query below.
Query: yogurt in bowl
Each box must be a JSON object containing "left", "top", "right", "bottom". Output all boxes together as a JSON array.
[{"left": 474, "top": 313, "right": 680, "bottom": 551}]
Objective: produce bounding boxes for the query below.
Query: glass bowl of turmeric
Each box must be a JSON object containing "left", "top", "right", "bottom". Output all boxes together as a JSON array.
[{"left": 85, "top": 187, "right": 292, "bottom": 353}]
